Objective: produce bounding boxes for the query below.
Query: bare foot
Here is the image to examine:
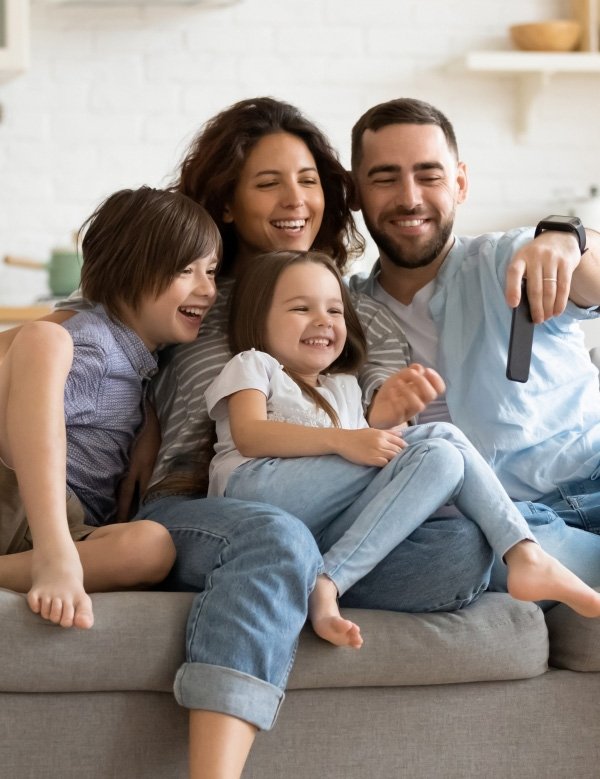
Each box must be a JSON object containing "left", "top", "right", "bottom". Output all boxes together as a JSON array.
[
  {"left": 506, "top": 540, "right": 600, "bottom": 618},
  {"left": 28, "top": 547, "right": 94, "bottom": 629},
  {"left": 309, "top": 575, "right": 363, "bottom": 648}
]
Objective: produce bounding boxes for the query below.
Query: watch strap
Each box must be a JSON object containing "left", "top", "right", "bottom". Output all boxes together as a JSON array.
[{"left": 534, "top": 216, "right": 587, "bottom": 255}]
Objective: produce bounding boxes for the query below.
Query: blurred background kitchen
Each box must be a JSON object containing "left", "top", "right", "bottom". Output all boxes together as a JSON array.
[{"left": 1, "top": 0, "right": 600, "bottom": 341}]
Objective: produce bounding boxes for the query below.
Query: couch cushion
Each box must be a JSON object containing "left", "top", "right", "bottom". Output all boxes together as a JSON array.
[
  {"left": 546, "top": 596, "right": 600, "bottom": 672},
  {"left": 0, "top": 588, "right": 192, "bottom": 693},
  {"left": 0, "top": 589, "right": 548, "bottom": 694},
  {"left": 288, "top": 592, "right": 548, "bottom": 688},
  {"left": 288, "top": 593, "right": 548, "bottom": 689}
]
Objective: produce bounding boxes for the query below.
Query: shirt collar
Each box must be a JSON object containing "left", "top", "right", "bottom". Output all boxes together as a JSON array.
[{"left": 92, "top": 304, "right": 158, "bottom": 379}]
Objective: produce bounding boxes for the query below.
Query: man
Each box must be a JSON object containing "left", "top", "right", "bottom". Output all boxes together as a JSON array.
[{"left": 349, "top": 97, "right": 600, "bottom": 586}]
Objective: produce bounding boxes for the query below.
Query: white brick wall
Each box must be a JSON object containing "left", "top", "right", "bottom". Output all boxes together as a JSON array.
[{"left": 1, "top": 0, "right": 599, "bottom": 305}]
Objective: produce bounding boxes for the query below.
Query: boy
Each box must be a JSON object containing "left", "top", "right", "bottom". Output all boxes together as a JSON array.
[{"left": 0, "top": 186, "right": 221, "bottom": 629}]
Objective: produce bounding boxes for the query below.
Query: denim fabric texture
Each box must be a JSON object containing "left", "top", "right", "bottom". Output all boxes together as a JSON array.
[
  {"left": 136, "top": 492, "right": 493, "bottom": 728},
  {"left": 537, "top": 477, "right": 600, "bottom": 535},
  {"left": 226, "top": 422, "right": 532, "bottom": 596},
  {"left": 350, "top": 233, "right": 600, "bottom": 502},
  {"left": 136, "top": 495, "right": 322, "bottom": 730}
]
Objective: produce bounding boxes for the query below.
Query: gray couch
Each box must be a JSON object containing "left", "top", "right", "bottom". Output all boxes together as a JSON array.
[{"left": 1, "top": 586, "right": 599, "bottom": 778}]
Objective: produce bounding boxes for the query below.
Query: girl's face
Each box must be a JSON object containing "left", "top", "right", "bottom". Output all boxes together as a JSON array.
[
  {"left": 223, "top": 132, "right": 325, "bottom": 272},
  {"left": 264, "top": 262, "right": 346, "bottom": 385},
  {"left": 126, "top": 253, "right": 218, "bottom": 351}
]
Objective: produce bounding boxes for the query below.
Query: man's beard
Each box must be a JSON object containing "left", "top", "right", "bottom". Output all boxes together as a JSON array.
[{"left": 363, "top": 210, "right": 454, "bottom": 270}]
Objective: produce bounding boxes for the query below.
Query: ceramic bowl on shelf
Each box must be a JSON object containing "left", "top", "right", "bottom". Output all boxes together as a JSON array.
[{"left": 509, "top": 20, "right": 582, "bottom": 52}]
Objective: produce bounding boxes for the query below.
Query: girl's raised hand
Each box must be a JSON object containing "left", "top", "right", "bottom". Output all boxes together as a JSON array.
[
  {"left": 367, "top": 364, "right": 445, "bottom": 429},
  {"left": 334, "top": 428, "right": 406, "bottom": 467}
]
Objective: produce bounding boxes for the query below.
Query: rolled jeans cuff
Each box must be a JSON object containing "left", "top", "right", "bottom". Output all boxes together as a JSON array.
[{"left": 174, "top": 662, "right": 285, "bottom": 731}]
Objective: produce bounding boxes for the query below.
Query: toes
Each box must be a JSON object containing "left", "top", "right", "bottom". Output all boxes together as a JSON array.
[
  {"left": 40, "top": 596, "right": 54, "bottom": 622},
  {"left": 59, "top": 602, "right": 75, "bottom": 629},
  {"left": 73, "top": 611, "right": 94, "bottom": 630},
  {"left": 26, "top": 591, "right": 42, "bottom": 614},
  {"left": 73, "top": 598, "right": 94, "bottom": 630},
  {"left": 49, "top": 598, "right": 65, "bottom": 625}
]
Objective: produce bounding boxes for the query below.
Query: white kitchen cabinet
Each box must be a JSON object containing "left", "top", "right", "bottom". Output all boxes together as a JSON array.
[{"left": 0, "top": 0, "right": 29, "bottom": 81}]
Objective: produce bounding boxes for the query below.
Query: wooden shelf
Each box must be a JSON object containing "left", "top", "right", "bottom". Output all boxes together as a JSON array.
[
  {"left": 0, "top": 305, "right": 53, "bottom": 324},
  {"left": 463, "top": 50, "right": 600, "bottom": 73},
  {"left": 456, "top": 51, "right": 600, "bottom": 139}
]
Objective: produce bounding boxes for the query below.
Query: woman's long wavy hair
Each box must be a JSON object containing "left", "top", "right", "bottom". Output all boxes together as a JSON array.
[
  {"left": 173, "top": 97, "right": 364, "bottom": 276},
  {"left": 228, "top": 250, "right": 367, "bottom": 426}
]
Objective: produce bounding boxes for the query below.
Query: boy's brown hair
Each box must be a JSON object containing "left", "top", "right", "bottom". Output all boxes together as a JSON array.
[
  {"left": 80, "top": 186, "right": 222, "bottom": 319},
  {"left": 228, "top": 250, "right": 367, "bottom": 426}
]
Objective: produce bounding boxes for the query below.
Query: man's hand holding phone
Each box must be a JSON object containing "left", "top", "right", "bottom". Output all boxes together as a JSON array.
[{"left": 506, "top": 280, "right": 535, "bottom": 383}]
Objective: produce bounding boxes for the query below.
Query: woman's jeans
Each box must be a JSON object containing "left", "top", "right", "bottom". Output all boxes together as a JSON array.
[
  {"left": 226, "top": 422, "right": 533, "bottom": 596},
  {"left": 136, "top": 494, "right": 492, "bottom": 730}
]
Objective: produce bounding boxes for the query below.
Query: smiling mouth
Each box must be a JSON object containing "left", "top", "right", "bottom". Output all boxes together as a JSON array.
[
  {"left": 178, "top": 306, "right": 205, "bottom": 321},
  {"left": 302, "top": 337, "right": 332, "bottom": 347},
  {"left": 389, "top": 218, "right": 427, "bottom": 228},
  {"left": 271, "top": 219, "right": 307, "bottom": 232}
]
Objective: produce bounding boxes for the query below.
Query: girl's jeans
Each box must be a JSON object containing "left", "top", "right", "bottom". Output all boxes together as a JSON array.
[
  {"left": 226, "top": 422, "right": 533, "bottom": 596},
  {"left": 136, "top": 494, "right": 492, "bottom": 730}
]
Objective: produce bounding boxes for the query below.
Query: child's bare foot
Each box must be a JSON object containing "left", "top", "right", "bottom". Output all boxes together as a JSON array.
[
  {"left": 309, "top": 575, "right": 363, "bottom": 648},
  {"left": 28, "top": 548, "right": 94, "bottom": 629},
  {"left": 506, "top": 540, "right": 600, "bottom": 618}
]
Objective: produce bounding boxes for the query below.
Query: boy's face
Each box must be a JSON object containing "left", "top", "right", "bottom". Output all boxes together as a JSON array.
[{"left": 129, "top": 253, "right": 218, "bottom": 351}]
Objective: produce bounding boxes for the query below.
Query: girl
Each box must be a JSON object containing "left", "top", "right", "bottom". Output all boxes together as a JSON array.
[
  {"left": 0, "top": 186, "right": 220, "bottom": 630},
  {"left": 207, "top": 250, "right": 600, "bottom": 647}
]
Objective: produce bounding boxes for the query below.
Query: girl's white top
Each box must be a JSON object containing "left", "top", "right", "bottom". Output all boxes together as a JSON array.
[{"left": 205, "top": 349, "right": 368, "bottom": 496}]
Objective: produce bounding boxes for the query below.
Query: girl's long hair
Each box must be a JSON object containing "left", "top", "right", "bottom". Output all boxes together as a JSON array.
[{"left": 228, "top": 250, "right": 367, "bottom": 426}]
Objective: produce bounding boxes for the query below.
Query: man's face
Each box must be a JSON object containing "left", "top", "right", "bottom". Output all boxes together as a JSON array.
[{"left": 354, "top": 123, "right": 468, "bottom": 269}]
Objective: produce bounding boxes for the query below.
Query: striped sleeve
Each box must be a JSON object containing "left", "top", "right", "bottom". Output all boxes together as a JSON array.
[{"left": 350, "top": 291, "right": 411, "bottom": 409}]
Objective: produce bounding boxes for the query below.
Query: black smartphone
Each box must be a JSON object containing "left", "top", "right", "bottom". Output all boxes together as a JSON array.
[{"left": 506, "top": 281, "right": 535, "bottom": 383}]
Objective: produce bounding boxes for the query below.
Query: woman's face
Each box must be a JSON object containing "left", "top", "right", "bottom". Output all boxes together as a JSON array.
[{"left": 224, "top": 132, "right": 325, "bottom": 270}]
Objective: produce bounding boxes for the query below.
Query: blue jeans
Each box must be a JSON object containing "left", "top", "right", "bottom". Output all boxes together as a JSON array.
[
  {"left": 536, "top": 477, "right": 600, "bottom": 535},
  {"left": 136, "top": 496, "right": 321, "bottom": 730},
  {"left": 137, "top": 494, "right": 491, "bottom": 730},
  {"left": 227, "top": 422, "right": 530, "bottom": 595}
]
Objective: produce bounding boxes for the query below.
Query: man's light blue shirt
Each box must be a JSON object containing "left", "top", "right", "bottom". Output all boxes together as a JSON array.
[{"left": 351, "top": 228, "right": 600, "bottom": 500}]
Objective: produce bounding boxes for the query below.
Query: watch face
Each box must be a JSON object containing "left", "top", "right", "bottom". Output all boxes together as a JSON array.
[
  {"left": 535, "top": 215, "right": 586, "bottom": 253},
  {"left": 544, "top": 215, "right": 581, "bottom": 225}
]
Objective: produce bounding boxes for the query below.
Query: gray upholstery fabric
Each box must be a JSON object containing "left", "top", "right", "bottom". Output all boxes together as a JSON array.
[
  {"left": 0, "top": 589, "right": 547, "bottom": 694},
  {"left": 546, "top": 599, "right": 600, "bottom": 671},
  {"left": 289, "top": 594, "right": 548, "bottom": 688},
  {"left": 0, "top": 692, "right": 187, "bottom": 779},
  {"left": 247, "top": 671, "right": 600, "bottom": 779},
  {"left": 0, "top": 588, "right": 192, "bottom": 692},
  {"left": 0, "top": 585, "right": 598, "bottom": 778},
  {"left": 2, "top": 672, "right": 599, "bottom": 779}
]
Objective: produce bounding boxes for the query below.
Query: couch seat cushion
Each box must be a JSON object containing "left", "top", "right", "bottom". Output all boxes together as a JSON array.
[
  {"left": 0, "top": 588, "right": 192, "bottom": 693},
  {"left": 288, "top": 593, "right": 548, "bottom": 688},
  {"left": 0, "top": 589, "right": 548, "bottom": 694},
  {"left": 546, "top": 596, "right": 600, "bottom": 672}
]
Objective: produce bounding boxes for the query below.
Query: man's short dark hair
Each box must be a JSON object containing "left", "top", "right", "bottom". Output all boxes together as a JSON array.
[{"left": 351, "top": 98, "right": 459, "bottom": 171}]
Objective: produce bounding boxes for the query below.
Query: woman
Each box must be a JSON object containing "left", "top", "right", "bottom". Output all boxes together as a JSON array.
[{"left": 0, "top": 98, "right": 491, "bottom": 778}]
